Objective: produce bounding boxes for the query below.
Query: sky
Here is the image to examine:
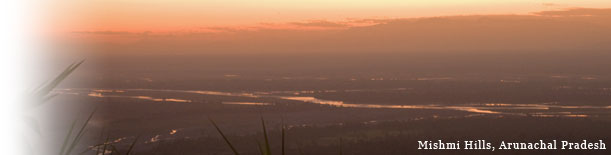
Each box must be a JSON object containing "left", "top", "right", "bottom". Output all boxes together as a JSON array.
[
  {"left": 41, "top": 1, "right": 611, "bottom": 81},
  {"left": 44, "top": 0, "right": 611, "bottom": 33}
]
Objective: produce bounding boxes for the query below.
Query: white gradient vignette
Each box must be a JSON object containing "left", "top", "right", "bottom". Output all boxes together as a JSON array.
[{"left": 0, "top": 0, "right": 41, "bottom": 154}]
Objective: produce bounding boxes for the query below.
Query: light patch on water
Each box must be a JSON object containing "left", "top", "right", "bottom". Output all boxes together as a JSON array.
[
  {"left": 531, "top": 114, "right": 589, "bottom": 118},
  {"left": 363, "top": 120, "right": 378, "bottom": 125},
  {"left": 90, "top": 88, "right": 260, "bottom": 100},
  {"left": 265, "top": 90, "right": 328, "bottom": 95},
  {"left": 222, "top": 102, "right": 272, "bottom": 106},
  {"left": 164, "top": 98, "right": 191, "bottom": 102},
  {"left": 129, "top": 96, "right": 191, "bottom": 103},
  {"left": 445, "top": 106, "right": 500, "bottom": 114},
  {"left": 278, "top": 96, "right": 501, "bottom": 114},
  {"left": 187, "top": 90, "right": 233, "bottom": 96},
  {"left": 280, "top": 96, "right": 344, "bottom": 107},
  {"left": 72, "top": 88, "right": 611, "bottom": 117},
  {"left": 88, "top": 136, "right": 130, "bottom": 152},
  {"left": 87, "top": 91, "right": 191, "bottom": 103},
  {"left": 250, "top": 88, "right": 406, "bottom": 95},
  {"left": 185, "top": 90, "right": 259, "bottom": 98},
  {"left": 92, "top": 89, "right": 113, "bottom": 93},
  {"left": 88, "top": 92, "right": 104, "bottom": 97},
  {"left": 113, "top": 137, "right": 127, "bottom": 143},
  {"left": 102, "top": 150, "right": 112, "bottom": 155},
  {"left": 477, "top": 103, "right": 514, "bottom": 106},
  {"left": 92, "top": 89, "right": 126, "bottom": 93},
  {"left": 132, "top": 96, "right": 163, "bottom": 101},
  {"left": 253, "top": 91, "right": 272, "bottom": 95},
  {"left": 548, "top": 105, "right": 611, "bottom": 109},
  {"left": 278, "top": 96, "right": 610, "bottom": 116},
  {"left": 468, "top": 103, "right": 611, "bottom": 110},
  {"left": 370, "top": 77, "right": 384, "bottom": 81},
  {"left": 146, "top": 135, "right": 160, "bottom": 143},
  {"left": 170, "top": 129, "right": 177, "bottom": 135},
  {"left": 467, "top": 103, "right": 549, "bottom": 110}
]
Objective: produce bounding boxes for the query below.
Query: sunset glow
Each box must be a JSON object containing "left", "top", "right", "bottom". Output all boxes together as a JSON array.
[{"left": 46, "top": 0, "right": 611, "bottom": 33}]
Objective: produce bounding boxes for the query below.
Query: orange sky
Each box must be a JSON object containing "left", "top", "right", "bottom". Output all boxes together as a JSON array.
[{"left": 44, "top": 0, "right": 611, "bottom": 33}]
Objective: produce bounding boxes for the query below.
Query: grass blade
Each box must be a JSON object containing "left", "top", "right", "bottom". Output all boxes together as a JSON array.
[
  {"left": 208, "top": 117, "right": 240, "bottom": 155},
  {"left": 281, "top": 117, "right": 285, "bottom": 155},
  {"left": 34, "top": 60, "right": 84, "bottom": 98},
  {"left": 101, "top": 135, "right": 110, "bottom": 155},
  {"left": 65, "top": 108, "right": 97, "bottom": 155},
  {"left": 96, "top": 127, "right": 106, "bottom": 155},
  {"left": 256, "top": 140, "right": 266, "bottom": 155},
  {"left": 78, "top": 143, "right": 106, "bottom": 155},
  {"left": 33, "top": 60, "right": 85, "bottom": 107},
  {"left": 41, "top": 93, "right": 60, "bottom": 103},
  {"left": 59, "top": 119, "right": 78, "bottom": 155},
  {"left": 109, "top": 144, "right": 120, "bottom": 155},
  {"left": 260, "top": 116, "right": 271, "bottom": 155},
  {"left": 125, "top": 134, "right": 141, "bottom": 155}
]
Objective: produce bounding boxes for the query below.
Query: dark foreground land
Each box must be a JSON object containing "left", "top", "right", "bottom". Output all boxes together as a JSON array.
[
  {"left": 42, "top": 74, "right": 611, "bottom": 155},
  {"left": 144, "top": 116, "right": 611, "bottom": 155},
  {"left": 46, "top": 93, "right": 610, "bottom": 155}
]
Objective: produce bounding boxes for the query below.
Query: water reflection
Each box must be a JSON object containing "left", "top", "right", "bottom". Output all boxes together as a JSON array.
[
  {"left": 279, "top": 96, "right": 501, "bottom": 114},
  {"left": 128, "top": 89, "right": 261, "bottom": 98},
  {"left": 92, "top": 89, "right": 126, "bottom": 93},
  {"left": 87, "top": 92, "right": 191, "bottom": 103},
  {"left": 63, "top": 88, "right": 611, "bottom": 118},
  {"left": 146, "top": 135, "right": 161, "bottom": 143},
  {"left": 222, "top": 102, "right": 272, "bottom": 106},
  {"left": 113, "top": 137, "right": 127, "bottom": 143}
]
